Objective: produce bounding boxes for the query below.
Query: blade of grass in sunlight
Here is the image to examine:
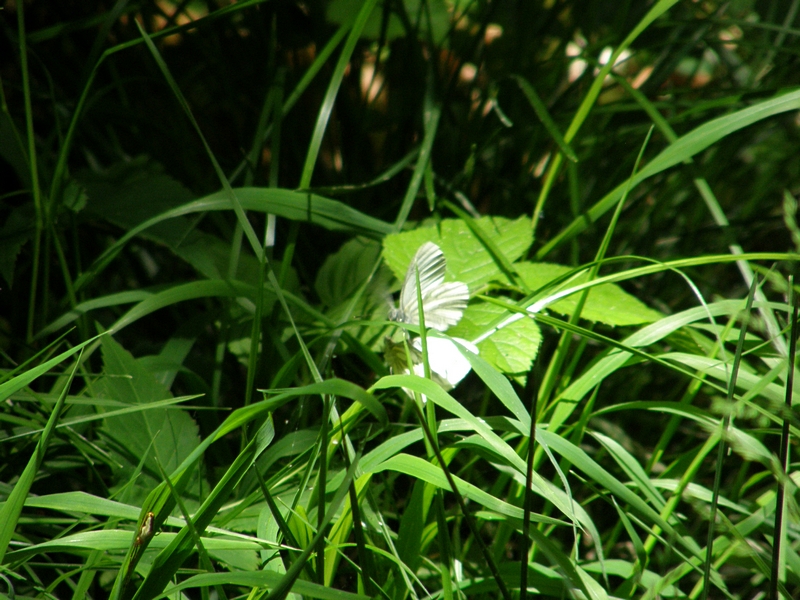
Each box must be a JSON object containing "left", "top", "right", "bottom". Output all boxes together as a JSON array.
[
  {"left": 130, "top": 418, "right": 273, "bottom": 599},
  {"left": 532, "top": 0, "right": 682, "bottom": 230},
  {"left": 0, "top": 350, "right": 82, "bottom": 563},
  {"left": 701, "top": 277, "right": 758, "bottom": 598},
  {"left": 770, "top": 280, "right": 798, "bottom": 598},
  {"left": 537, "top": 89, "right": 800, "bottom": 258},
  {"left": 71, "top": 189, "right": 393, "bottom": 295},
  {"left": 259, "top": 455, "right": 362, "bottom": 600}
]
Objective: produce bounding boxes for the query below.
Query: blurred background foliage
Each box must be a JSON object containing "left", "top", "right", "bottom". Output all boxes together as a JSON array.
[{"left": 2, "top": 0, "right": 796, "bottom": 306}]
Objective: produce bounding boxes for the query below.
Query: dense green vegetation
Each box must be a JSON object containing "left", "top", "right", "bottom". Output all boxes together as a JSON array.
[{"left": 2, "top": 0, "right": 800, "bottom": 598}]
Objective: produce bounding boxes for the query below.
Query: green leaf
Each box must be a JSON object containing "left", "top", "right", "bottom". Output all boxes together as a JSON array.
[
  {"left": 315, "top": 237, "right": 382, "bottom": 307},
  {"left": 383, "top": 216, "right": 533, "bottom": 290},
  {"left": 516, "top": 262, "right": 662, "bottom": 325},
  {"left": 449, "top": 302, "right": 542, "bottom": 380},
  {"left": 98, "top": 336, "right": 201, "bottom": 499},
  {"left": 0, "top": 109, "right": 29, "bottom": 187},
  {"left": 80, "top": 156, "right": 195, "bottom": 246}
]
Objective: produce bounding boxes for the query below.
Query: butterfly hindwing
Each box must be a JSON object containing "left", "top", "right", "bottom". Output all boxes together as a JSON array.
[
  {"left": 413, "top": 336, "right": 476, "bottom": 389},
  {"left": 384, "top": 336, "right": 476, "bottom": 391}
]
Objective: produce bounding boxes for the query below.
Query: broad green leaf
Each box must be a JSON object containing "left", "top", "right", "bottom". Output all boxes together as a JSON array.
[
  {"left": 449, "top": 301, "right": 542, "bottom": 380},
  {"left": 0, "top": 203, "right": 35, "bottom": 288},
  {"left": 98, "top": 336, "right": 201, "bottom": 499},
  {"left": 516, "top": 262, "right": 662, "bottom": 325},
  {"left": 383, "top": 216, "right": 533, "bottom": 290},
  {"left": 80, "top": 156, "right": 195, "bottom": 246},
  {"left": 315, "top": 237, "right": 382, "bottom": 307},
  {"left": 172, "top": 230, "right": 264, "bottom": 283},
  {"left": 0, "top": 109, "right": 29, "bottom": 187}
]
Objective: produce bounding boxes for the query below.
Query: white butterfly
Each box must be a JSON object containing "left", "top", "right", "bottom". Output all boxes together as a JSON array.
[
  {"left": 385, "top": 242, "right": 474, "bottom": 394},
  {"left": 389, "top": 242, "right": 469, "bottom": 331}
]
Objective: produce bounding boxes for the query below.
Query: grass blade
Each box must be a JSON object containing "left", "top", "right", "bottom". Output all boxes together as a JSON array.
[{"left": 0, "top": 349, "right": 83, "bottom": 563}]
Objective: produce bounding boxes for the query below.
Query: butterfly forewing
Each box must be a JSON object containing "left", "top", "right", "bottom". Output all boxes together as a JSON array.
[
  {"left": 398, "top": 242, "right": 446, "bottom": 314},
  {"left": 392, "top": 242, "right": 469, "bottom": 331}
]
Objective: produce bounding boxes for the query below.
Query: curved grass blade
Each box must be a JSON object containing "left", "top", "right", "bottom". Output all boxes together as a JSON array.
[
  {"left": 299, "top": 0, "right": 379, "bottom": 188},
  {"left": 258, "top": 454, "right": 361, "bottom": 600},
  {"left": 153, "top": 571, "right": 368, "bottom": 600},
  {"left": 72, "top": 189, "right": 392, "bottom": 294},
  {"left": 373, "top": 454, "right": 599, "bottom": 600},
  {"left": 130, "top": 418, "right": 273, "bottom": 599},
  {"left": 135, "top": 19, "right": 262, "bottom": 262},
  {"left": 701, "top": 276, "right": 758, "bottom": 598},
  {"left": 770, "top": 282, "right": 799, "bottom": 598},
  {"left": 0, "top": 349, "right": 83, "bottom": 563},
  {"left": 537, "top": 89, "right": 800, "bottom": 258},
  {"left": 511, "top": 75, "right": 577, "bottom": 164}
]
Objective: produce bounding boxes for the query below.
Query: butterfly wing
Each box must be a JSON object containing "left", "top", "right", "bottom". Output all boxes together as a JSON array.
[
  {"left": 395, "top": 242, "right": 446, "bottom": 325},
  {"left": 412, "top": 336, "right": 477, "bottom": 389},
  {"left": 419, "top": 280, "right": 469, "bottom": 331},
  {"left": 393, "top": 242, "right": 468, "bottom": 331}
]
